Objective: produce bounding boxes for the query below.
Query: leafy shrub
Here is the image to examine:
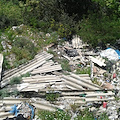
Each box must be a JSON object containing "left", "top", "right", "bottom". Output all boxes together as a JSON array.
[
  {"left": 45, "top": 32, "right": 58, "bottom": 45},
  {"left": 60, "top": 59, "right": 71, "bottom": 72},
  {"left": 13, "top": 59, "right": 27, "bottom": 68},
  {"left": 3, "top": 55, "right": 11, "bottom": 70},
  {"left": 10, "top": 76, "right": 21, "bottom": 85},
  {"left": 21, "top": 72, "right": 30, "bottom": 77},
  {"left": 78, "top": 15, "right": 120, "bottom": 48},
  {"left": 0, "top": 89, "right": 9, "bottom": 98},
  {"left": 11, "top": 37, "right": 37, "bottom": 60},
  {"left": 45, "top": 92, "right": 60, "bottom": 102},
  {"left": 10, "top": 72, "right": 30, "bottom": 85},
  {"left": 50, "top": 14, "right": 79, "bottom": 38},
  {"left": 0, "top": 0, "right": 23, "bottom": 29},
  {"left": 0, "top": 89, "right": 19, "bottom": 98},
  {"left": 74, "top": 108, "right": 96, "bottom": 120},
  {"left": 37, "top": 110, "right": 71, "bottom": 120},
  {"left": 97, "top": 112, "right": 109, "bottom": 120},
  {"left": 4, "top": 28, "right": 16, "bottom": 42},
  {"left": 47, "top": 49, "right": 57, "bottom": 56}
]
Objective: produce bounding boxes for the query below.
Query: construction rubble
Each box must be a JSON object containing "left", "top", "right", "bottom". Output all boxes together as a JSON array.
[{"left": 0, "top": 36, "right": 120, "bottom": 120}]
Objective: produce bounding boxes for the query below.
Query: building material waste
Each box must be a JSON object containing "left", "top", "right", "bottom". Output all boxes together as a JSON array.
[
  {"left": 0, "top": 35, "right": 120, "bottom": 120},
  {"left": 1, "top": 51, "right": 53, "bottom": 88},
  {"left": 0, "top": 54, "right": 3, "bottom": 81}
]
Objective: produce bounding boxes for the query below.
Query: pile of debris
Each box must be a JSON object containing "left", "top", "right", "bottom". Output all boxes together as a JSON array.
[{"left": 0, "top": 36, "right": 120, "bottom": 119}]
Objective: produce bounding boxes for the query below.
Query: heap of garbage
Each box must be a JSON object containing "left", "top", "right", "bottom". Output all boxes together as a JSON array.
[{"left": 0, "top": 35, "right": 120, "bottom": 120}]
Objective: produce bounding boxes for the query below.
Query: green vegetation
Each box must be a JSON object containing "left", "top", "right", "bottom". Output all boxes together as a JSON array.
[
  {"left": 92, "top": 77, "right": 102, "bottom": 86},
  {"left": 115, "top": 96, "right": 120, "bottom": 101},
  {"left": 0, "top": 0, "right": 119, "bottom": 43},
  {"left": 47, "top": 49, "right": 57, "bottom": 56},
  {"left": 45, "top": 91, "right": 60, "bottom": 102},
  {"left": 0, "top": 0, "right": 22, "bottom": 29},
  {"left": 37, "top": 110, "right": 71, "bottom": 120},
  {"left": 0, "top": 1, "right": 118, "bottom": 119},
  {"left": 10, "top": 76, "right": 21, "bottom": 85},
  {"left": 74, "top": 108, "right": 94, "bottom": 120},
  {"left": 0, "top": 89, "right": 9, "bottom": 98},
  {"left": 97, "top": 112, "right": 109, "bottom": 120},
  {"left": 59, "top": 59, "right": 71, "bottom": 72},
  {"left": 3, "top": 55, "right": 11, "bottom": 70},
  {"left": 37, "top": 108, "right": 109, "bottom": 120},
  {"left": 0, "top": 89, "right": 19, "bottom": 98},
  {"left": 0, "top": 0, "right": 119, "bottom": 70},
  {"left": 10, "top": 72, "right": 30, "bottom": 85},
  {"left": 78, "top": 15, "right": 120, "bottom": 48},
  {"left": 1, "top": 25, "right": 59, "bottom": 70},
  {"left": 76, "top": 67, "right": 90, "bottom": 76}
]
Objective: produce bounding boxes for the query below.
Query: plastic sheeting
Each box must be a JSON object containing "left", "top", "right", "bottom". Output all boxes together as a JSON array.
[
  {"left": 100, "top": 48, "right": 120, "bottom": 61},
  {"left": 9, "top": 103, "right": 34, "bottom": 119}
]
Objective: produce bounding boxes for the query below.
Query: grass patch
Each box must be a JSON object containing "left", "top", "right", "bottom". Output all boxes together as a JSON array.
[
  {"left": 0, "top": 89, "right": 9, "bottom": 98},
  {"left": 70, "top": 104, "right": 79, "bottom": 113},
  {"left": 37, "top": 108, "right": 109, "bottom": 120},
  {"left": 74, "top": 108, "right": 94, "bottom": 120},
  {"left": 45, "top": 91, "right": 60, "bottom": 102},
  {"left": 21, "top": 72, "right": 30, "bottom": 77},
  {"left": 0, "top": 89, "right": 19, "bottom": 98},
  {"left": 59, "top": 59, "right": 71, "bottom": 72},
  {"left": 91, "top": 77, "right": 102, "bottom": 86},
  {"left": 74, "top": 108, "right": 109, "bottom": 120},
  {"left": 13, "top": 59, "right": 27, "bottom": 68},
  {"left": 115, "top": 96, "right": 120, "bottom": 101},
  {"left": 47, "top": 49, "right": 57, "bottom": 57},
  {"left": 76, "top": 67, "right": 90, "bottom": 76},
  {"left": 10, "top": 76, "right": 21, "bottom": 85},
  {"left": 37, "top": 110, "right": 71, "bottom": 120},
  {"left": 97, "top": 112, "right": 109, "bottom": 120},
  {"left": 10, "top": 72, "right": 30, "bottom": 85}
]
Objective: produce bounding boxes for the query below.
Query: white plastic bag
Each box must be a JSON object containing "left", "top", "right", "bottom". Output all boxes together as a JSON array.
[{"left": 100, "top": 48, "right": 119, "bottom": 61}]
